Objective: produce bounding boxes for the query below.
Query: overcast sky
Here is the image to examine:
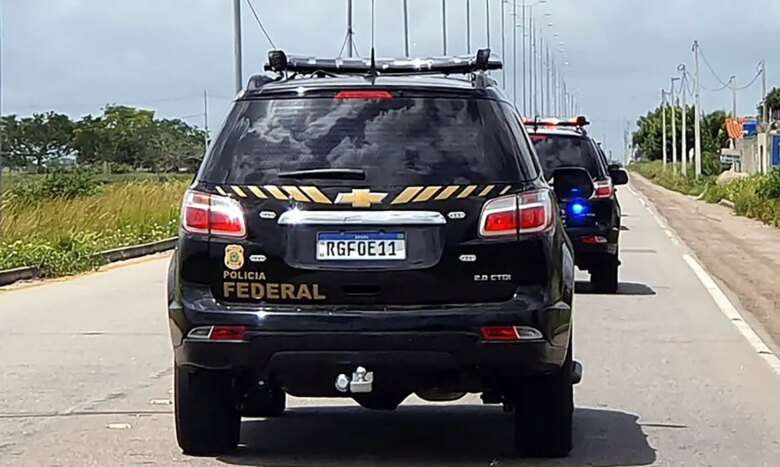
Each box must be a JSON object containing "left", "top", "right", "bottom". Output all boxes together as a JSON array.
[{"left": 3, "top": 0, "right": 778, "bottom": 160}]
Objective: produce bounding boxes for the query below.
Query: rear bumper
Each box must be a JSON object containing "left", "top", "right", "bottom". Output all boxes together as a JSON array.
[
  {"left": 566, "top": 225, "right": 619, "bottom": 266},
  {"left": 169, "top": 285, "right": 572, "bottom": 379}
]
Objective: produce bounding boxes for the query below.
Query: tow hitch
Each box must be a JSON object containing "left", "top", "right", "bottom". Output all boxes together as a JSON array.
[{"left": 334, "top": 366, "right": 374, "bottom": 394}]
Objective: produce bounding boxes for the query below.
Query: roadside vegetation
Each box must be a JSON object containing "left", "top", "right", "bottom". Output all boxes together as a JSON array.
[
  {"left": 0, "top": 171, "right": 190, "bottom": 277},
  {"left": 630, "top": 161, "right": 780, "bottom": 228},
  {"left": 0, "top": 104, "right": 202, "bottom": 278}
]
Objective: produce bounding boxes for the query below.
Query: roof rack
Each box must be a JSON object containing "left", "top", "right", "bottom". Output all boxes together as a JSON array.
[{"left": 264, "top": 48, "right": 502, "bottom": 76}]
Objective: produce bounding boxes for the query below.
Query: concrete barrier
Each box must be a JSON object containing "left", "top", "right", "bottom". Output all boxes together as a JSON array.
[{"left": 0, "top": 237, "right": 177, "bottom": 288}]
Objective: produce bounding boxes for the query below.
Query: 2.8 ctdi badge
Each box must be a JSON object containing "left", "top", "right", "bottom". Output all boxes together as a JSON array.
[{"left": 224, "top": 245, "right": 245, "bottom": 271}]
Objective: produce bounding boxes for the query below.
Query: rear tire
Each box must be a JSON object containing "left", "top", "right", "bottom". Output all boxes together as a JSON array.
[
  {"left": 241, "top": 383, "right": 286, "bottom": 417},
  {"left": 175, "top": 365, "right": 241, "bottom": 456},
  {"left": 512, "top": 344, "right": 574, "bottom": 458},
  {"left": 591, "top": 258, "right": 619, "bottom": 294}
]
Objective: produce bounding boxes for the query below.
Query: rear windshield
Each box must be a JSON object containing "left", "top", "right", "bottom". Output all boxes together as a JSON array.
[
  {"left": 200, "top": 96, "right": 537, "bottom": 185},
  {"left": 529, "top": 133, "right": 602, "bottom": 179}
]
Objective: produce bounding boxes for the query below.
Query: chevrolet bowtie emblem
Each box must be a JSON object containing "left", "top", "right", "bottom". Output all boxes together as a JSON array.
[{"left": 335, "top": 189, "right": 387, "bottom": 208}]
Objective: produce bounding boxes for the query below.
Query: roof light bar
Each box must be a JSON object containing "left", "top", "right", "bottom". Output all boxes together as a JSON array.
[
  {"left": 265, "top": 48, "right": 502, "bottom": 76},
  {"left": 523, "top": 116, "right": 590, "bottom": 128}
]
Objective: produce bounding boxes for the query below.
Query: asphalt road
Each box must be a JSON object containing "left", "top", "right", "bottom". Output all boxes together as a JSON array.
[{"left": 2, "top": 186, "right": 780, "bottom": 467}]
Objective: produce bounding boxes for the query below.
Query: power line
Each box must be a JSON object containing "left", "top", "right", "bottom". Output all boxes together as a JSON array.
[
  {"left": 698, "top": 46, "right": 731, "bottom": 87},
  {"left": 244, "top": 0, "right": 277, "bottom": 49}
]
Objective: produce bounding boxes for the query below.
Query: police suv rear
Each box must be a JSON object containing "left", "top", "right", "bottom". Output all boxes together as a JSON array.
[
  {"left": 168, "top": 50, "right": 590, "bottom": 457},
  {"left": 528, "top": 118, "right": 629, "bottom": 293}
]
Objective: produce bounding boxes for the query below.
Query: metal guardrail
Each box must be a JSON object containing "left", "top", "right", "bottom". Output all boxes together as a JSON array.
[{"left": 0, "top": 237, "right": 178, "bottom": 287}]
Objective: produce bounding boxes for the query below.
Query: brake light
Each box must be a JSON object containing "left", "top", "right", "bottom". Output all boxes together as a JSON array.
[
  {"left": 182, "top": 190, "right": 246, "bottom": 238},
  {"left": 593, "top": 180, "right": 614, "bottom": 199},
  {"left": 479, "top": 190, "right": 554, "bottom": 238},
  {"left": 335, "top": 90, "right": 393, "bottom": 100},
  {"left": 481, "top": 326, "right": 520, "bottom": 342},
  {"left": 209, "top": 326, "right": 247, "bottom": 341}
]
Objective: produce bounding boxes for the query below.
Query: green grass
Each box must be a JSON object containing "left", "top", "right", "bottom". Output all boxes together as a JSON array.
[
  {"left": 0, "top": 174, "right": 190, "bottom": 276},
  {"left": 630, "top": 161, "right": 780, "bottom": 228}
]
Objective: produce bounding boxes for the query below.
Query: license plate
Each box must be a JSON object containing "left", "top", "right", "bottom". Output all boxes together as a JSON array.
[{"left": 317, "top": 232, "right": 406, "bottom": 261}]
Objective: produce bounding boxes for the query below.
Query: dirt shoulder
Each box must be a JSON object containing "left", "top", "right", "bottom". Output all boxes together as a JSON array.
[{"left": 632, "top": 174, "right": 780, "bottom": 348}]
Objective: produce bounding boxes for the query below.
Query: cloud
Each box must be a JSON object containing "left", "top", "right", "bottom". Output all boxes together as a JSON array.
[{"left": 3, "top": 0, "right": 777, "bottom": 158}]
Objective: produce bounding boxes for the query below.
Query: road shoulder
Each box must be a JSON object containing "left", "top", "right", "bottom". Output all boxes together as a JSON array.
[{"left": 631, "top": 174, "right": 780, "bottom": 351}]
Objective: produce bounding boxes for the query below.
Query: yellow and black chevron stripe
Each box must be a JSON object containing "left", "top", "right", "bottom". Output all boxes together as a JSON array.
[{"left": 213, "top": 184, "right": 515, "bottom": 205}]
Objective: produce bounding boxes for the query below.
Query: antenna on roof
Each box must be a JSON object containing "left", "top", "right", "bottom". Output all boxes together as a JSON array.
[{"left": 368, "top": 0, "right": 378, "bottom": 77}]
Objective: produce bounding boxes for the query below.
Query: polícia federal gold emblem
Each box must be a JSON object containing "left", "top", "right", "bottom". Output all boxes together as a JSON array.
[{"left": 224, "top": 244, "right": 245, "bottom": 271}]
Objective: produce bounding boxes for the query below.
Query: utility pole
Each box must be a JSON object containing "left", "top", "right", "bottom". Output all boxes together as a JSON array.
[
  {"left": 232, "top": 0, "right": 243, "bottom": 94},
  {"left": 203, "top": 89, "right": 210, "bottom": 149},
  {"left": 681, "top": 76, "right": 687, "bottom": 176},
  {"left": 662, "top": 89, "right": 668, "bottom": 167},
  {"left": 485, "top": 0, "right": 491, "bottom": 48},
  {"left": 347, "top": 0, "right": 354, "bottom": 57},
  {"left": 0, "top": 1, "right": 3, "bottom": 228},
  {"left": 442, "top": 0, "right": 448, "bottom": 55},
  {"left": 730, "top": 76, "right": 737, "bottom": 118},
  {"left": 761, "top": 60, "right": 768, "bottom": 124},
  {"left": 546, "top": 45, "right": 551, "bottom": 116},
  {"left": 529, "top": 12, "right": 536, "bottom": 115},
  {"left": 671, "top": 77, "right": 679, "bottom": 171},
  {"left": 512, "top": 0, "right": 518, "bottom": 107},
  {"left": 403, "top": 0, "right": 410, "bottom": 57},
  {"left": 500, "top": 0, "right": 506, "bottom": 87},
  {"left": 521, "top": 0, "right": 526, "bottom": 113},
  {"left": 466, "top": 0, "right": 471, "bottom": 54},
  {"left": 693, "top": 41, "right": 703, "bottom": 178},
  {"left": 678, "top": 65, "right": 688, "bottom": 176}
]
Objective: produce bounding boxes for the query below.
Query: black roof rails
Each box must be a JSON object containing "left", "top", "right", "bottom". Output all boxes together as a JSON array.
[{"left": 264, "top": 49, "right": 502, "bottom": 76}]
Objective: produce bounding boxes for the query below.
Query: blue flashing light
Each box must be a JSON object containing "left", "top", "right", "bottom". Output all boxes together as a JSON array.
[{"left": 566, "top": 199, "right": 590, "bottom": 218}]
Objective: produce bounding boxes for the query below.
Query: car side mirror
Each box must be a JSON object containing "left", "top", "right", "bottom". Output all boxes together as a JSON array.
[
  {"left": 610, "top": 168, "right": 629, "bottom": 186},
  {"left": 552, "top": 167, "right": 594, "bottom": 201}
]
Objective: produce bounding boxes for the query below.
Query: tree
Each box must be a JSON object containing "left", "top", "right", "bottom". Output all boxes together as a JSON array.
[
  {"left": 1, "top": 112, "right": 75, "bottom": 171},
  {"left": 633, "top": 105, "right": 727, "bottom": 165},
  {"left": 146, "top": 119, "right": 205, "bottom": 172},
  {"left": 759, "top": 87, "right": 780, "bottom": 115}
]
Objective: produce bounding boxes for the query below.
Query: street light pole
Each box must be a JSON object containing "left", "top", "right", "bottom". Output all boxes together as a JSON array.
[
  {"left": 466, "top": 0, "right": 471, "bottom": 54},
  {"left": 442, "top": 0, "right": 448, "bottom": 55},
  {"left": 500, "top": 0, "right": 506, "bottom": 87},
  {"left": 693, "top": 41, "right": 703, "bottom": 178},
  {"left": 233, "top": 0, "right": 243, "bottom": 94},
  {"left": 403, "top": 0, "right": 410, "bottom": 57},
  {"left": 512, "top": 0, "right": 517, "bottom": 107},
  {"left": 485, "top": 0, "right": 490, "bottom": 48},
  {"left": 662, "top": 89, "right": 668, "bottom": 167},
  {"left": 520, "top": 0, "right": 525, "bottom": 113},
  {"left": 678, "top": 65, "right": 688, "bottom": 176},
  {"left": 671, "top": 77, "right": 679, "bottom": 172}
]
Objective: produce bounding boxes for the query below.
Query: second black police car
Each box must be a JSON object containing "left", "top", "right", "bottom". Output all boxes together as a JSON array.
[
  {"left": 167, "top": 49, "right": 591, "bottom": 457},
  {"left": 527, "top": 118, "right": 629, "bottom": 293}
]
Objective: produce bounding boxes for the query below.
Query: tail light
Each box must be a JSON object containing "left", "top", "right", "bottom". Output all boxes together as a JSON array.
[
  {"left": 593, "top": 180, "right": 614, "bottom": 199},
  {"left": 181, "top": 190, "right": 246, "bottom": 238},
  {"left": 479, "top": 190, "right": 554, "bottom": 238},
  {"left": 335, "top": 90, "right": 393, "bottom": 100}
]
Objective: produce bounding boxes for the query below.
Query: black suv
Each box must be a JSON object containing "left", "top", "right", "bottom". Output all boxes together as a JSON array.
[
  {"left": 528, "top": 120, "right": 629, "bottom": 293},
  {"left": 168, "top": 50, "right": 588, "bottom": 457}
]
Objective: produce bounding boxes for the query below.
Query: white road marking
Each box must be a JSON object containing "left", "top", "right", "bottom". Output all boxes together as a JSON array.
[{"left": 683, "top": 254, "right": 780, "bottom": 376}]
